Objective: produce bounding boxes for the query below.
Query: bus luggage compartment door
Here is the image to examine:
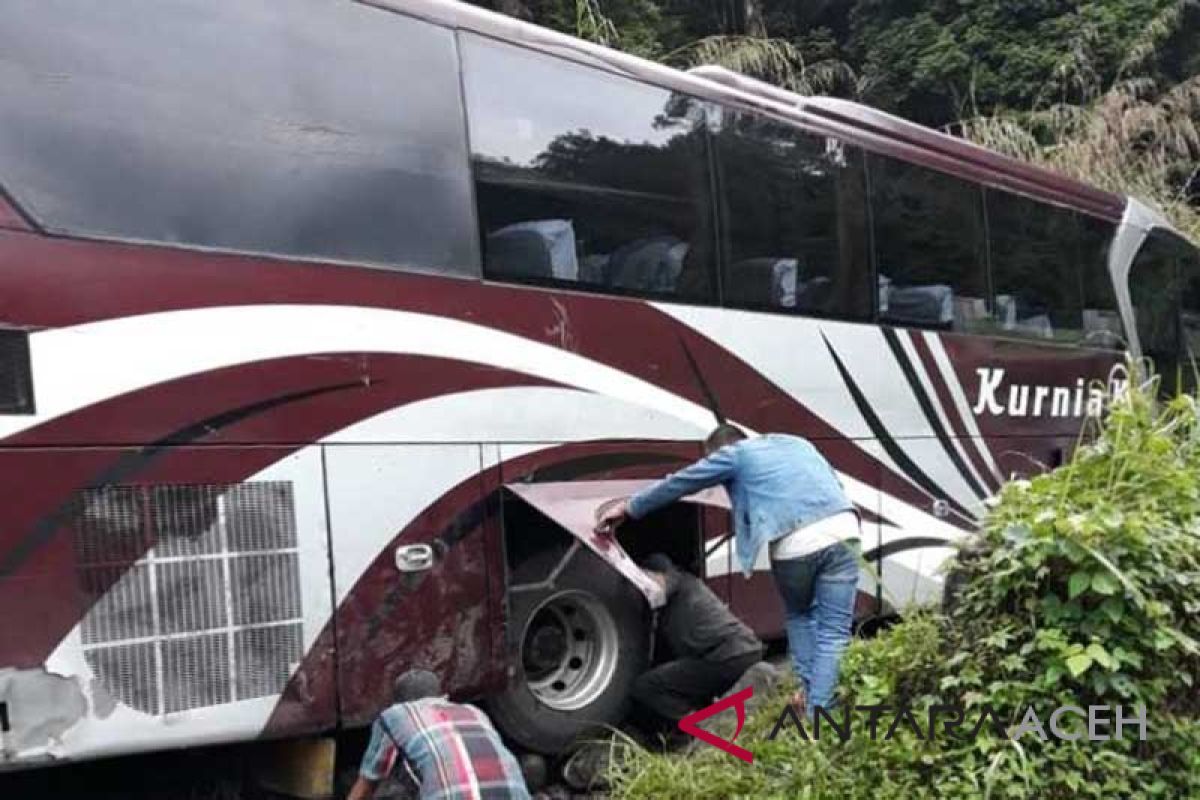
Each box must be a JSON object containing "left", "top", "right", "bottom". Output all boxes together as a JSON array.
[{"left": 323, "top": 444, "right": 499, "bottom": 727}]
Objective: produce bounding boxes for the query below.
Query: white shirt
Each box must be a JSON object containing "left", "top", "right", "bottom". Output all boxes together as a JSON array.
[{"left": 769, "top": 510, "right": 861, "bottom": 561}]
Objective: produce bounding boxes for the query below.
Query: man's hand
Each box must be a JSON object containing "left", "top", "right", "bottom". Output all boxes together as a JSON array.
[
  {"left": 347, "top": 776, "right": 378, "bottom": 800},
  {"left": 594, "top": 497, "right": 630, "bottom": 536}
]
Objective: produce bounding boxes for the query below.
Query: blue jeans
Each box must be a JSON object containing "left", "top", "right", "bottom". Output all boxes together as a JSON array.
[{"left": 770, "top": 541, "right": 859, "bottom": 715}]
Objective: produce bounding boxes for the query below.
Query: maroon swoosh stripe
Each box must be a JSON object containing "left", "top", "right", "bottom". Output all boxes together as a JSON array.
[{"left": 906, "top": 331, "right": 1001, "bottom": 494}]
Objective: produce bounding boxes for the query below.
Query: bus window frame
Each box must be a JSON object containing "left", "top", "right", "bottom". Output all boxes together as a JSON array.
[
  {"left": 460, "top": 31, "right": 723, "bottom": 308},
  {"left": 710, "top": 106, "right": 875, "bottom": 323}
]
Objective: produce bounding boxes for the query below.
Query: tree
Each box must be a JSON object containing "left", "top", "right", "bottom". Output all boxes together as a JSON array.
[{"left": 847, "top": 0, "right": 1176, "bottom": 123}]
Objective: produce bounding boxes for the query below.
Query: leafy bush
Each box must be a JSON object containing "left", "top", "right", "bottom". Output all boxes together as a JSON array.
[
  {"left": 949, "top": 384, "right": 1200, "bottom": 717},
  {"left": 609, "top": 377, "right": 1200, "bottom": 798}
]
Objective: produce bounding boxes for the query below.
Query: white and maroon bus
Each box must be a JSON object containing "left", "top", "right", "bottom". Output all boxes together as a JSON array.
[{"left": 1, "top": 0, "right": 1197, "bottom": 769}]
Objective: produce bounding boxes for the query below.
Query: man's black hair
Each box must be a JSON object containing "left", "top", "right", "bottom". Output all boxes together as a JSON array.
[
  {"left": 705, "top": 424, "right": 746, "bottom": 453},
  {"left": 393, "top": 669, "right": 442, "bottom": 703}
]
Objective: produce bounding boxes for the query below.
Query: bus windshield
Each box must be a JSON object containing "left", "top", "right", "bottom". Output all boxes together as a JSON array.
[{"left": 1130, "top": 229, "right": 1200, "bottom": 393}]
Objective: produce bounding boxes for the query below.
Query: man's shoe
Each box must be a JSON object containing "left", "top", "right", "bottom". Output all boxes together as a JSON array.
[{"left": 561, "top": 740, "right": 615, "bottom": 791}]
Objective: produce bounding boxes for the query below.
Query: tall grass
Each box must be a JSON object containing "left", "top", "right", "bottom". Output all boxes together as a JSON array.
[
  {"left": 956, "top": 0, "right": 1198, "bottom": 239},
  {"left": 666, "top": 36, "right": 874, "bottom": 99},
  {"left": 959, "top": 78, "right": 1200, "bottom": 241}
]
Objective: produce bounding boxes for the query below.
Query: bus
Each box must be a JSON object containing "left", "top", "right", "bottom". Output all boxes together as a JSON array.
[{"left": 1, "top": 0, "right": 1197, "bottom": 769}]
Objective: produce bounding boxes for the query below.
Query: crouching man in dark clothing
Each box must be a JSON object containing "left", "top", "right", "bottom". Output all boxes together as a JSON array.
[{"left": 633, "top": 553, "right": 763, "bottom": 726}]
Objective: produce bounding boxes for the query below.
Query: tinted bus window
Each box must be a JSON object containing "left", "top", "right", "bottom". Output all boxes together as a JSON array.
[
  {"left": 869, "top": 156, "right": 989, "bottom": 332},
  {"left": 714, "top": 113, "right": 871, "bottom": 320},
  {"left": 0, "top": 1, "right": 478, "bottom": 274},
  {"left": 1079, "top": 216, "right": 1124, "bottom": 349},
  {"left": 461, "top": 34, "right": 717, "bottom": 303},
  {"left": 1129, "top": 231, "right": 1198, "bottom": 392},
  {"left": 987, "top": 191, "right": 1084, "bottom": 345}
]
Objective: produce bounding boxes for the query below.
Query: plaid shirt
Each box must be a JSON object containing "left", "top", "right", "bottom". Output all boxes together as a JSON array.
[{"left": 360, "top": 698, "right": 530, "bottom": 800}]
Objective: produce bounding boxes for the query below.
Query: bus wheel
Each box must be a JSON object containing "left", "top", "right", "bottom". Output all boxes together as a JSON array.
[{"left": 488, "top": 547, "right": 648, "bottom": 754}]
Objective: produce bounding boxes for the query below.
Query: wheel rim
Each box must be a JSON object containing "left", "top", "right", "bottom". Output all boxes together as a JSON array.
[{"left": 521, "top": 590, "right": 620, "bottom": 712}]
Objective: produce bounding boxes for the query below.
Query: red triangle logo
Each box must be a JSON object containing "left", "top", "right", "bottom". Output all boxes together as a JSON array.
[{"left": 677, "top": 685, "right": 754, "bottom": 763}]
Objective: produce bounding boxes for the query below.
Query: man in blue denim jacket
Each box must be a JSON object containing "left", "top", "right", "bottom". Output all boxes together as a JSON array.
[{"left": 595, "top": 425, "right": 861, "bottom": 715}]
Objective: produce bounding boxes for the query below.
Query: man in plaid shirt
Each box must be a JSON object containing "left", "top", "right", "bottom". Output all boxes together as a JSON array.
[{"left": 348, "top": 670, "right": 530, "bottom": 800}]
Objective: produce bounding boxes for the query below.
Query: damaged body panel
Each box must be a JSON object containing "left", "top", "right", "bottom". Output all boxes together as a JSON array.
[
  {"left": 505, "top": 479, "right": 731, "bottom": 610},
  {"left": 0, "top": 667, "right": 87, "bottom": 763},
  {"left": 0, "top": 448, "right": 336, "bottom": 767}
]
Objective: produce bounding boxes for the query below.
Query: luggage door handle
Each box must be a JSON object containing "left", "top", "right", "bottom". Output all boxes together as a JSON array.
[{"left": 395, "top": 543, "right": 435, "bottom": 573}]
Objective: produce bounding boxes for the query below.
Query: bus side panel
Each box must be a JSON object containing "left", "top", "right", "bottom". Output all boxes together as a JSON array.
[
  {"left": 0, "top": 446, "right": 335, "bottom": 766},
  {"left": 324, "top": 444, "right": 499, "bottom": 727}
]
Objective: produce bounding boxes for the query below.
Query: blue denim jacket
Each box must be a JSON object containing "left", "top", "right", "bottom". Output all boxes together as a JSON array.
[{"left": 628, "top": 434, "right": 854, "bottom": 576}]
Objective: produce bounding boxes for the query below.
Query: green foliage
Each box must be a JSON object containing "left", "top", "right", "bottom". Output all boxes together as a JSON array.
[
  {"left": 664, "top": 35, "right": 805, "bottom": 90},
  {"left": 837, "top": 611, "right": 944, "bottom": 707},
  {"left": 573, "top": 0, "right": 619, "bottom": 47},
  {"left": 961, "top": 73, "right": 1200, "bottom": 242},
  {"left": 610, "top": 376, "right": 1200, "bottom": 798},
  {"left": 951, "top": 379, "right": 1200, "bottom": 718},
  {"left": 846, "top": 0, "right": 1174, "bottom": 122},
  {"left": 475, "top": 0, "right": 1198, "bottom": 138}
]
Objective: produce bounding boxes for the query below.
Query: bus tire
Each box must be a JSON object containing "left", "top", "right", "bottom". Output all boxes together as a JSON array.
[{"left": 488, "top": 547, "right": 649, "bottom": 755}]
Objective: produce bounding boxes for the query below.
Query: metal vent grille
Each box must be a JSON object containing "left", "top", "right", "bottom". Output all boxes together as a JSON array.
[
  {"left": 84, "top": 642, "right": 157, "bottom": 713},
  {"left": 227, "top": 483, "right": 296, "bottom": 552},
  {"left": 73, "top": 486, "right": 149, "bottom": 567},
  {"left": 158, "top": 560, "right": 227, "bottom": 635},
  {"left": 232, "top": 554, "right": 302, "bottom": 625},
  {"left": 151, "top": 485, "right": 222, "bottom": 557},
  {"left": 0, "top": 329, "right": 34, "bottom": 415},
  {"left": 75, "top": 482, "right": 303, "bottom": 716},
  {"left": 163, "top": 633, "right": 230, "bottom": 713},
  {"left": 80, "top": 564, "right": 154, "bottom": 645},
  {"left": 236, "top": 624, "right": 303, "bottom": 700}
]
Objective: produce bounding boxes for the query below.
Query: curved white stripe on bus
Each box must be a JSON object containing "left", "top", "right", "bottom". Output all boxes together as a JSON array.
[
  {"left": 647, "top": 304, "right": 914, "bottom": 486},
  {"left": 703, "top": 521, "right": 957, "bottom": 608},
  {"left": 312, "top": 385, "right": 962, "bottom": 589},
  {"left": 649, "top": 303, "right": 985, "bottom": 516},
  {"left": 890, "top": 329, "right": 990, "bottom": 506},
  {"left": 921, "top": 330, "right": 1005, "bottom": 484},
  {"left": 649, "top": 304, "right": 881, "bottom": 440},
  {"left": 13, "top": 301, "right": 966, "bottom": 569},
  {"left": 322, "top": 384, "right": 711, "bottom": 443},
  {"left": 1, "top": 304, "right": 723, "bottom": 441}
]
